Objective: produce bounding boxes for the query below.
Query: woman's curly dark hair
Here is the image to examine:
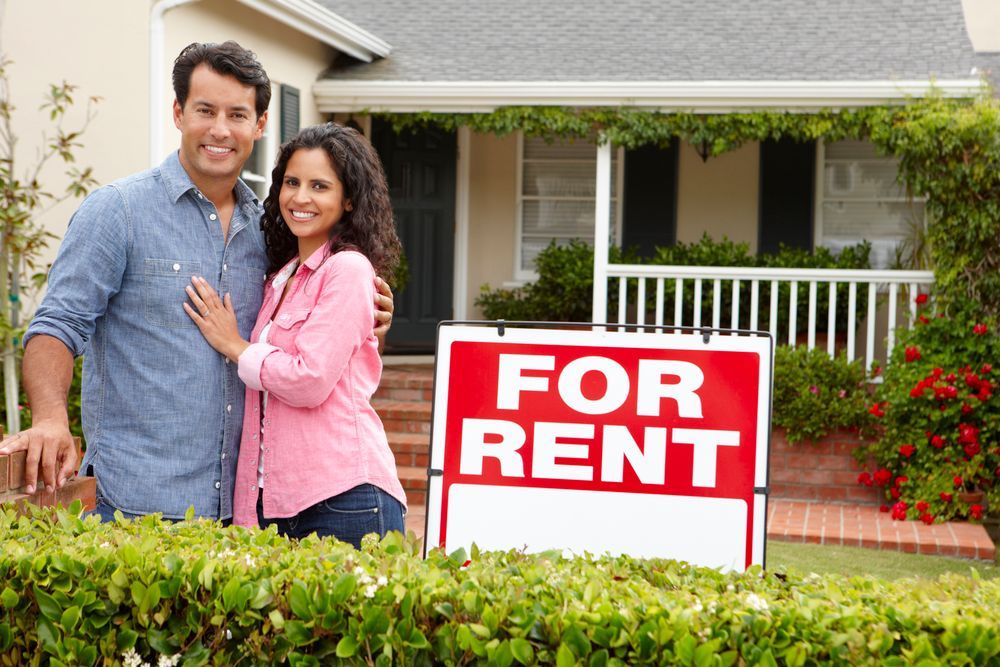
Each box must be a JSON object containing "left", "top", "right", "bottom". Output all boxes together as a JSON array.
[{"left": 261, "top": 123, "right": 400, "bottom": 282}]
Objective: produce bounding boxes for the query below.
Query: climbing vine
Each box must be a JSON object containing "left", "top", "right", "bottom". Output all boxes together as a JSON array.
[{"left": 378, "top": 92, "right": 1000, "bottom": 318}]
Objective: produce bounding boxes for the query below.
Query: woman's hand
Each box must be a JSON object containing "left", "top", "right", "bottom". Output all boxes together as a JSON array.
[{"left": 183, "top": 276, "right": 250, "bottom": 362}]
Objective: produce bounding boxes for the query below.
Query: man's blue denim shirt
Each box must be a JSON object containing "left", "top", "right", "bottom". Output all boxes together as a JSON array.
[{"left": 26, "top": 152, "right": 268, "bottom": 519}]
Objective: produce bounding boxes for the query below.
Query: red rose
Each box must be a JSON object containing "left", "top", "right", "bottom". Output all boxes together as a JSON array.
[
  {"left": 932, "top": 367, "right": 944, "bottom": 378},
  {"left": 879, "top": 504, "right": 890, "bottom": 513},
  {"left": 944, "top": 385, "right": 958, "bottom": 399},
  {"left": 869, "top": 402, "right": 885, "bottom": 418},
  {"left": 954, "top": 476, "right": 964, "bottom": 488},
  {"left": 971, "top": 504, "right": 985, "bottom": 520},
  {"left": 910, "top": 386, "right": 924, "bottom": 398},
  {"left": 915, "top": 293, "right": 928, "bottom": 305},
  {"left": 940, "top": 492, "right": 953, "bottom": 502},
  {"left": 915, "top": 500, "right": 929, "bottom": 513},
  {"left": 973, "top": 323, "right": 989, "bottom": 335},
  {"left": 978, "top": 385, "right": 993, "bottom": 401},
  {"left": 918, "top": 315, "right": 930, "bottom": 324},
  {"left": 890, "top": 487, "right": 901, "bottom": 499},
  {"left": 946, "top": 373, "right": 957, "bottom": 383},
  {"left": 904, "top": 346, "right": 921, "bottom": 363},
  {"left": 958, "top": 424, "right": 980, "bottom": 444},
  {"left": 857, "top": 472, "right": 873, "bottom": 486},
  {"left": 930, "top": 435, "right": 945, "bottom": 448},
  {"left": 899, "top": 444, "right": 916, "bottom": 458},
  {"left": 873, "top": 468, "right": 892, "bottom": 486},
  {"left": 966, "top": 373, "right": 980, "bottom": 388},
  {"left": 962, "top": 403, "right": 973, "bottom": 415},
  {"left": 982, "top": 363, "right": 993, "bottom": 374},
  {"left": 964, "top": 443, "right": 981, "bottom": 458},
  {"left": 920, "top": 513, "right": 934, "bottom": 525},
  {"left": 891, "top": 502, "right": 908, "bottom": 520},
  {"left": 895, "top": 476, "right": 909, "bottom": 486}
]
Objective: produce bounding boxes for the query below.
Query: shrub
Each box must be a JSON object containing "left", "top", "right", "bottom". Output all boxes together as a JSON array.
[
  {"left": 772, "top": 346, "right": 874, "bottom": 444},
  {"left": 857, "top": 300, "right": 1000, "bottom": 523},
  {"left": 5, "top": 504, "right": 1000, "bottom": 666}
]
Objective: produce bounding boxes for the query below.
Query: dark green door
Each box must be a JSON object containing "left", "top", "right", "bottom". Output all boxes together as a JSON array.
[{"left": 371, "top": 119, "right": 456, "bottom": 353}]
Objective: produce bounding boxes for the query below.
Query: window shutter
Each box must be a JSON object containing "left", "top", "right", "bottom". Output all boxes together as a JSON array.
[
  {"left": 622, "top": 140, "right": 678, "bottom": 259},
  {"left": 279, "top": 84, "right": 300, "bottom": 143},
  {"left": 758, "top": 139, "right": 815, "bottom": 255}
]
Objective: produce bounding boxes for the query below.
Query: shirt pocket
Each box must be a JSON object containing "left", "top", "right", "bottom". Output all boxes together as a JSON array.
[
  {"left": 270, "top": 308, "right": 311, "bottom": 352},
  {"left": 144, "top": 258, "right": 202, "bottom": 328}
]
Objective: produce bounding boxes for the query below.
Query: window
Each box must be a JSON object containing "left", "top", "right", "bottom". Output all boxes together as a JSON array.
[
  {"left": 516, "top": 135, "right": 622, "bottom": 277},
  {"left": 815, "top": 140, "right": 925, "bottom": 268},
  {"left": 241, "top": 84, "right": 299, "bottom": 201}
]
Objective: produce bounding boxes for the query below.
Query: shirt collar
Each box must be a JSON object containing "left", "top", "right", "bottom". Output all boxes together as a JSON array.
[
  {"left": 158, "top": 150, "right": 260, "bottom": 212},
  {"left": 270, "top": 258, "right": 299, "bottom": 290}
]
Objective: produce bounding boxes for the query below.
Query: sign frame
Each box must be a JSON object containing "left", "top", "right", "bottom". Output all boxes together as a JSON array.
[{"left": 421, "top": 320, "right": 774, "bottom": 571}]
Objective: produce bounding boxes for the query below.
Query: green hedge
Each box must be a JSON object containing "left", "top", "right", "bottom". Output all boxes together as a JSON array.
[{"left": 4, "top": 504, "right": 1000, "bottom": 666}]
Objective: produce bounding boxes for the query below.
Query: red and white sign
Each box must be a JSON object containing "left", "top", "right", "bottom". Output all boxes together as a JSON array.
[{"left": 424, "top": 324, "right": 772, "bottom": 571}]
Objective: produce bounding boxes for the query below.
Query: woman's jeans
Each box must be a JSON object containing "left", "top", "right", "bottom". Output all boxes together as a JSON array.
[{"left": 256, "top": 483, "right": 405, "bottom": 548}]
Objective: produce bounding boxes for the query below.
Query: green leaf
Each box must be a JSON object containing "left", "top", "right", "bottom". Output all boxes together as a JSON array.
[
  {"left": 37, "top": 616, "right": 58, "bottom": 652},
  {"left": 289, "top": 581, "right": 312, "bottom": 619},
  {"left": 0, "top": 587, "right": 18, "bottom": 608},
  {"left": 116, "top": 627, "right": 138, "bottom": 650},
  {"left": 284, "top": 620, "right": 313, "bottom": 646},
  {"left": 0, "top": 623, "right": 12, "bottom": 653},
  {"left": 60, "top": 605, "right": 81, "bottom": 631},
  {"left": 329, "top": 573, "right": 356, "bottom": 604},
  {"left": 269, "top": 609, "right": 285, "bottom": 630},
  {"left": 222, "top": 577, "right": 241, "bottom": 613},
  {"left": 511, "top": 637, "right": 535, "bottom": 665},
  {"left": 556, "top": 643, "right": 576, "bottom": 667},
  {"left": 33, "top": 585, "right": 61, "bottom": 621},
  {"left": 335, "top": 636, "right": 358, "bottom": 658}
]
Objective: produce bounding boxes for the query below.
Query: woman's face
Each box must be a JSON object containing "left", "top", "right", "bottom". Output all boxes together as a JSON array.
[{"left": 278, "top": 148, "right": 351, "bottom": 255}]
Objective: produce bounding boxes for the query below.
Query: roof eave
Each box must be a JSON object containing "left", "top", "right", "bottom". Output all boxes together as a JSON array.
[
  {"left": 236, "top": 0, "right": 391, "bottom": 62},
  {"left": 313, "top": 79, "right": 986, "bottom": 113}
]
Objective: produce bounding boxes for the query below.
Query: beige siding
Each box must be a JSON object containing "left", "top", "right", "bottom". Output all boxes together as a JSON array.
[
  {"left": 2, "top": 0, "right": 150, "bottom": 271},
  {"left": 963, "top": 0, "right": 1000, "bottom": 51},
  {"left": 466, "top": 131, "right": 517, "bottom": 318},
  {"left": 676, "top": 141, "right": 759, "bottom": 252}
]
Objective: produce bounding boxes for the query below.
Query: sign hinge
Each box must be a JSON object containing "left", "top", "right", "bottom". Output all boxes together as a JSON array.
[
  {"left": 427, "top": 468, "right": 444, "bottom": 477},
  {"left": 754, "top": 486, "right": 769, "bottom": 494}
]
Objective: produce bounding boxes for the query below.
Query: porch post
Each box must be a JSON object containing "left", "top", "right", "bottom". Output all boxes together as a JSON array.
[{"left": 591, "top": 140, "right": 612, "bottom": 326}]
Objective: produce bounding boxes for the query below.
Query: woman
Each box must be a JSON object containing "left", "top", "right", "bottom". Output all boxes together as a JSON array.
[{"left": 183, "top": 123, "right": 406, "bottom": 547}]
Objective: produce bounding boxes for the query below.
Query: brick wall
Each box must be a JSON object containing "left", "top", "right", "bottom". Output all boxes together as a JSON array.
[
  {"left": 769, "top": 428, "right": 884, "bottom": 505},
  {"left": 0, "top": 438, "right": 96, "bottom": 513}
]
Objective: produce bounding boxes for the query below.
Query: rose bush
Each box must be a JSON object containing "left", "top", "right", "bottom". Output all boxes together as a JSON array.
[{"left": 856, "top": 296, "right": 1000, "bottom": 523}]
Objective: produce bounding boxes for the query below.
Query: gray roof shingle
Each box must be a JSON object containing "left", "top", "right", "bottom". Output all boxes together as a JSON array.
[{"left": 315, "top": 0, "right": 986, "bottom": 83}]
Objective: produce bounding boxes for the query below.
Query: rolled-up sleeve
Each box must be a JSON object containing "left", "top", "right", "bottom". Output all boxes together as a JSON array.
[
  {"left": 255, "top": 252, "right": 375, "bottom": 408},
  {"left": 25, "top": 186, "right": 130, "bottom": 356},
  {"left": 237, "top": 342, "right": 280, "bottom": 391}
]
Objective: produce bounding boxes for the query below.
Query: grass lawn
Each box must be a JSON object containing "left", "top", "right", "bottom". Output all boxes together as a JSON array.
[{"left": 766, "top": 539, "right": 1000, "bottom": 580}]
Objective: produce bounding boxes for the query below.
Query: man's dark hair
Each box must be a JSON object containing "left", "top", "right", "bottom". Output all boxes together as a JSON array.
[{"left": 172, "top": 41, "right": 271, "bottom": 117}]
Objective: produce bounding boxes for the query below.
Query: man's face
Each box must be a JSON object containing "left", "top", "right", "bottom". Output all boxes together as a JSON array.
[{"left": 173, "top": 64, "right": 267, "bottom": 190}]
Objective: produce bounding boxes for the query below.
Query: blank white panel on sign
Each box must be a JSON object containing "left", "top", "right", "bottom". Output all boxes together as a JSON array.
[{"left": 446, "top": 484, "right": 748, "bottom": 571}]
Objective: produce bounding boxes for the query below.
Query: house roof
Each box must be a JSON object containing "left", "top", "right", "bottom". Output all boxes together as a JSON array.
[{"left": 313, "top": 0, "right": 997, "bottom": 111}]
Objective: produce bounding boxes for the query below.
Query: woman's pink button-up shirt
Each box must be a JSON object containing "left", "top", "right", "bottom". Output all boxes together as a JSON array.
[{"left": 232, "top": 247, "right": 406, "bottom": 526}]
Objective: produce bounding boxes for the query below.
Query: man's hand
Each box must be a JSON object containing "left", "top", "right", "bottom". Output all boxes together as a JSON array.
[
  {"left": 0, "top": 421, "right": 78, "bottom": 494},
  {"left": 373, "top": 277, "right": 395, "bottom": 352}
]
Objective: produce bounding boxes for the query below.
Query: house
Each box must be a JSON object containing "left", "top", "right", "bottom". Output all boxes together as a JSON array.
[{"left": 4, "top": 1, "right": 998, "bottom": 358}]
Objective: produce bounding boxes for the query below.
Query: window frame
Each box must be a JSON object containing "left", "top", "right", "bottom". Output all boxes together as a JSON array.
[
  {"left": 513, "top": 131, "right": 624, "bottom": 282},
  {"left": 240, "top": 84, "right": 280, "bottom": 201}
]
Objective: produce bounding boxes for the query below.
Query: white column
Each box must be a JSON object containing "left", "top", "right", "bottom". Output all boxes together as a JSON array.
[
  {"left": 453, "top": 126, "right": 471, "bottom": 319},
  {"left": 591, "top": 141, "right": 612, "bottom": 326},
  {"left": 150, "top": 0, "right": 198, "bottom": 166}
]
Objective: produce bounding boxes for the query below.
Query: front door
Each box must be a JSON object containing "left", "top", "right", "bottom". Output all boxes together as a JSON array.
[{"left": 371, "top": 119, "right": 456, "bottom": 353}]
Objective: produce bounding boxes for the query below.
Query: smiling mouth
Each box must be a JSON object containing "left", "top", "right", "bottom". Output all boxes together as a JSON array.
[
  {"left": 289, "top": 210, "right": 318, "bottom": 221},
  {"left": 203, "top": 145, "right": 234, "bottom": 155}
]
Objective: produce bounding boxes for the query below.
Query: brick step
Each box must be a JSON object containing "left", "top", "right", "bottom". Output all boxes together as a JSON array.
[
  {"left": 398, "top": 465, "right": 429, "bottom": 507},
  {"left": 374, "top": 367, "right": 435, "bottom": 401},
  {"left": 388, "top": 432, "right": 430, "bottom": 468},
  {"left": 0, "top": 450, "right": 26, "bottom": 493},
  {"left": 0, "top": 476, "right": 97, "bottom": 514},
  {"left": 375, "top": 400, "right": 433, "bottom": 434}
]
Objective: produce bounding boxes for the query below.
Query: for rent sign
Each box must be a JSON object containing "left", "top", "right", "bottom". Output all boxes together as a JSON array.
[{"left": 424, "top": 324, "right": 772, "bottom": 571}]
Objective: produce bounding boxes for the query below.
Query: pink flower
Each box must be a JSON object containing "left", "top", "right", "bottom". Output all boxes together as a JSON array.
[
  {"left": 809, "top": 385, "right": 819, "bottom": 395},
  {"left": 838, "top": 389, "right": 847, "bottom": 398},
  {"left": 899, "top": 444, "right": 916, "bottom": 458}
]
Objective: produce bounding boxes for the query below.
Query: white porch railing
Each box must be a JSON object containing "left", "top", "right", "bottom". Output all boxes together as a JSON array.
[{"left": 600, "top": 264, "right": 935, "bottom": 370}]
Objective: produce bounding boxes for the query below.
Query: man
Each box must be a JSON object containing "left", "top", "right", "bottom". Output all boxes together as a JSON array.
[{"left": 0, "top": 41, "right": 393, "bottom": 521}]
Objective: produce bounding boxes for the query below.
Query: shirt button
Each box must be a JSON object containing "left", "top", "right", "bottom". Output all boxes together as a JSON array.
[
  {"left": 214, "top": 481, "right": 221, "bottom": 489},
  {"left": 210, "top": 213, "right": 218, "bottom": 221},
  {"left": 172, "top": 263, "right": 180, "bottom": 271},
  {"left": 252, "top": 433, "right": 258, "bottom": 440},
  {"left": 226, "top": 404, "right": 232, "bottom": 413},
  {"left": 224, "top": 357, "right": 231, "bottom": 364},
  {"left": 223, "top": 264, "right": 228, "bottom": 272},
  {"left": 221, "top": 452, "right": 227, "bottom": 460},
  {"left": 280, "top": 314, "right": 289, "bottom": 320}
]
